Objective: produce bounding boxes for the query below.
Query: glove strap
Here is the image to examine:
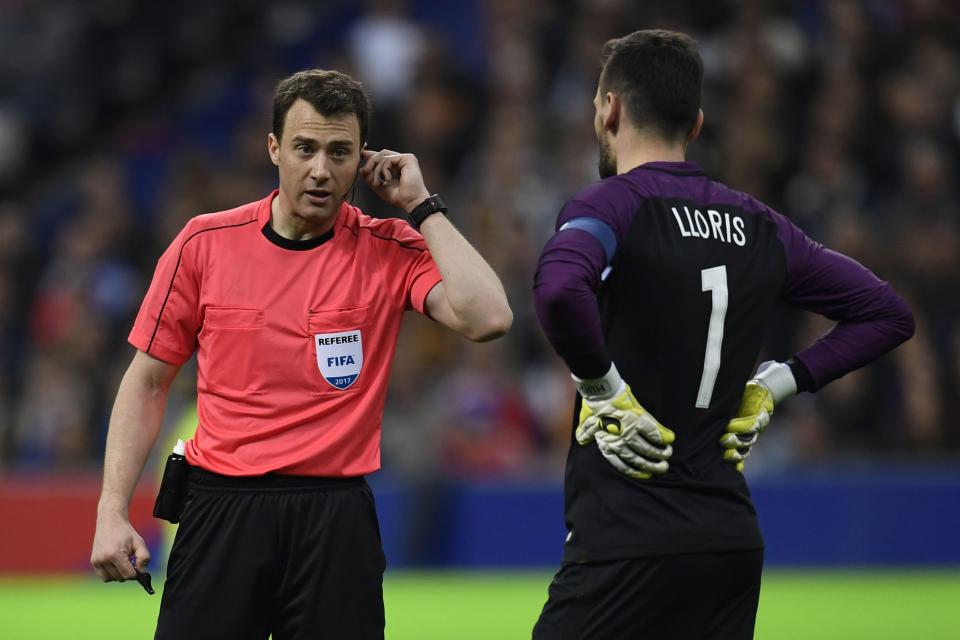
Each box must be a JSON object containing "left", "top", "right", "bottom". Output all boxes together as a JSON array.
[
  {"left": 755, "top": 361, "right": 797, "bottom": 403},
  {"left": 573, "top": 363, "right": 626, "bottom": 401}
]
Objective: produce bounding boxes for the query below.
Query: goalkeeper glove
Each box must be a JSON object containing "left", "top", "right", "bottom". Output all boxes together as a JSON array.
[
  {"left": 720, "top": 361, "right": 797, "bottom": 471},
  {"left": 573, "top": 364, "right": 675, "bottom": 479}
]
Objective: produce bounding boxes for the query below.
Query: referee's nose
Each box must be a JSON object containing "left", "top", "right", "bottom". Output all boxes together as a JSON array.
[{"left": 309, "top": 154, "right": 332, "bottom": 184}]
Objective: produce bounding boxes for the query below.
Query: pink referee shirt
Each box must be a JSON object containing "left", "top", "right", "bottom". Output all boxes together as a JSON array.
[{"left": 129, "top": 190, "right": 442, "bottom": 476}]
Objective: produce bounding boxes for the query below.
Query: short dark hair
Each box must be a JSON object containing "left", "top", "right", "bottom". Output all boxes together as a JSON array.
[
  {"left": 599, "top": 30, "right": 703, "bottom": 140},
  {"left": 272, "top": 69, "right": 372, "bottom": 142}
]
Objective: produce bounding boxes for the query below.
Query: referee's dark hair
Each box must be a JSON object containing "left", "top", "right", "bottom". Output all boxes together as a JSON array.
[
  {"left": 273, "top": 69, "right": 372, "bottom": 143},
  {"left": 600, "top": 30, "right": 703, "bottom": 141}
]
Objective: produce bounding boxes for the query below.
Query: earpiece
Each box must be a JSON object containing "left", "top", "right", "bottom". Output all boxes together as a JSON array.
[{"left": 345, "top": 142, "right": 367, "bottom": 204}]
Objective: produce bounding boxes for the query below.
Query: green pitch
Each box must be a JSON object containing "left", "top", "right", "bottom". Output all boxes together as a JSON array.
[{"left": 1, "top": 569, "right": 957, "bottom": 639}]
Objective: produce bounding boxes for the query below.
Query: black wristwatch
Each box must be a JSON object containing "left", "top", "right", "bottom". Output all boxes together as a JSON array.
[{"left": 407, "top": 194, "right": 447, "bottom": 229}]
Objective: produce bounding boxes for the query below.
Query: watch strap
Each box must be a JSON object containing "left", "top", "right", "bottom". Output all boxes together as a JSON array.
[{"left": 408, "top": 194, "right": 447, "bottom": 229}]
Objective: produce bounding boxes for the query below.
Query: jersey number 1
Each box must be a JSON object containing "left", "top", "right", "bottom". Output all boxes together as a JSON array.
[{"left": 697, "top": 266, "right": 728, "bottom": 408}]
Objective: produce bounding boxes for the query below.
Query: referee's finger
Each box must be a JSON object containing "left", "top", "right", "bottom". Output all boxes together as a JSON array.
[
  {"left": 96, "top": 559, "right": 124, "bottom": 582},
  {"left": 361, "top": 152, "right": 394, "bottom": 184},
  {"left": 92, "top": 563, "right": 114, "bottom": 582},
  {"left": 360, "top": 149, "right": 389, "bottom": 176},
  {"left": 376, "top": 155, "right": 402, "bottom": 184},
  {"left": 366, "top": 148, "right": 396, "bottom": 165},
  {"left": 361, "top": 148, "right": 387, "bottom": 165},
  {"left": 131, "top": 538, "right": 151, "bottom": 571},
  {"left": 375, "top": 157, "right": 390, "bottom": 184},
  {"left": 112, "top": 551, "right": 137, "bottom": 580}
]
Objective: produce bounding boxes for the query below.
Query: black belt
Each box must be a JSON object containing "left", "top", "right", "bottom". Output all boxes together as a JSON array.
[{"left": 188, "top": 465, "right": 367, "bottom": 492}]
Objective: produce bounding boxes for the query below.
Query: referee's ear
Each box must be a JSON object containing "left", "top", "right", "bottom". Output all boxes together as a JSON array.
[
  {"left": 267, "top": 133, "right": 281, "bottom": 167},
  {"left": 686, "top": 110, "right": 704, "bottom": 147}
]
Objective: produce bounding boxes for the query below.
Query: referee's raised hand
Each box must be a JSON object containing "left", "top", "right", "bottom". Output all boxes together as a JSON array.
[
  {"left": 360, "top": 148, "right": 431, "bottom": 214},
  {"left": 91, "top": 512, "right": 150, "bottom": 582}
]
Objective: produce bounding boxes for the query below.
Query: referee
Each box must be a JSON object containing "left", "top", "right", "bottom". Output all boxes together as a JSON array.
[
  {"left": 90, "top": 69, "right": 511, "bottom": 639},
  {"left": 532, "top": 31, "right": 914, "bottom": 639}
]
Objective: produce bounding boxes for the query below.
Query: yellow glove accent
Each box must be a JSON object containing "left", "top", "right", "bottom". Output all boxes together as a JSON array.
[
  {"left": 578, "top": 385, "right": 675, "bottom": 479},
  {"left": 719, "top": 380, "right": 774, "bottom": 472}
]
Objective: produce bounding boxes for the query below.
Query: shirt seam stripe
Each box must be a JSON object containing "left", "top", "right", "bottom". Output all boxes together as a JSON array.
[
  {"left": 344, "top": 223, "right": 426, "bottom": 253},
  {"left": 147, "top": 218, "right": 258, "bottom": 355}
]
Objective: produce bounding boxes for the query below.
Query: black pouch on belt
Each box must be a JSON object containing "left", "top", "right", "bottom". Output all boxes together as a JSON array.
[{"left": 153, "top": 439, "right": 190, "bottom": 524}]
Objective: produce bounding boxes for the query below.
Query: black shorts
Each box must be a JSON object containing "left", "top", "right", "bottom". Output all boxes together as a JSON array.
[
  {"left": 155, "top": 468, "right": 386, "bottom": 640},
  {"left": 532, "top": 549, "right": 763, "bottom": 640}
]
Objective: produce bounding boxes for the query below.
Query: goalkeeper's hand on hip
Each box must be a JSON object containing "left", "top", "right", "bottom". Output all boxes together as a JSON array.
[
  {"left": 574, "top": 364, "right": 675, "bottom": 479},
  {"left": 720, "top": 360, "right": 797, "bottom": 471}
]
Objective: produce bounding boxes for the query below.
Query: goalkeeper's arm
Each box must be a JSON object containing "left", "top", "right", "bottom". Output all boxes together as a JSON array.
[
  {"left": 722, "top": 219, "right": 915, "bottom": 470},
  {"left": 533, "top": 221, "right": 676, "bottom": 478}
]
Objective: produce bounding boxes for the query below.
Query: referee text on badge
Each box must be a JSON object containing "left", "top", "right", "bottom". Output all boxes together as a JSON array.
[{"left": 315, "top": 330, "right": 364, "bottom": 390}]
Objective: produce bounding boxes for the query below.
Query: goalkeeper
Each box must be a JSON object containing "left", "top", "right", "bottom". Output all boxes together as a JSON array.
[{"left": 531, "top": 30, "right": 914, "bottom": 640}]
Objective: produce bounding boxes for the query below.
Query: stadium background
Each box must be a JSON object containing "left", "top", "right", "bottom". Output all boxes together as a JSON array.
[{"left": 1, "top": 0, "right": 958, "bottom": 637}]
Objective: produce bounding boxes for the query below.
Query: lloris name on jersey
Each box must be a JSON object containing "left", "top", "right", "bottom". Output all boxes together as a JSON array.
[{"left": 671, "top": 206, "right": 746, "bottom": 246}]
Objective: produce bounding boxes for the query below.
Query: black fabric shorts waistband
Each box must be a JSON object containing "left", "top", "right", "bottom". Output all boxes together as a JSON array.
[{"left": 188, "top": 465, "right": 367, "bottom": 492}]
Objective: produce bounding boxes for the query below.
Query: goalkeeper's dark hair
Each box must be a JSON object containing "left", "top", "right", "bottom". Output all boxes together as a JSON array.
[
  {"left": 599, "top": 30, "right": 703, "bottom": 141},
  {"left": 273, "top": 69, "right": 372, "bottom": 143}
]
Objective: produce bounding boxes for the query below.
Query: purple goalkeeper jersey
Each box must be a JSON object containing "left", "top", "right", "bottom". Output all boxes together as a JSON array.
[{"left": 533, "top": 161, "right": 914, "bottom": 562}]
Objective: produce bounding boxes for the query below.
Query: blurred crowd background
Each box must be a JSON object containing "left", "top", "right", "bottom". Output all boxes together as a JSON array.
[{"left": 1, "top": 0, "right": 958, "bottom": 479}]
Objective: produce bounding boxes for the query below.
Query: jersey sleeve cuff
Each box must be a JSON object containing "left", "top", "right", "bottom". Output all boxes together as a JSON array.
[
  {"left": 410, "top": 273, "right": 443, "bottom": 315},
  {"left": 128, "top": 332, "right": 191, "bottom": 366},
  {"left": 572, "top": 362, "right": 625, "bottom": 400},
  {"left": 754, "top": 361, "right": 798, "bottom": 403},
  {"left": 565, "top": 351, "right": 613, "bottom": 381},
  {"left": 786, "top": 356, "right": 816, "bottom": 393}
]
